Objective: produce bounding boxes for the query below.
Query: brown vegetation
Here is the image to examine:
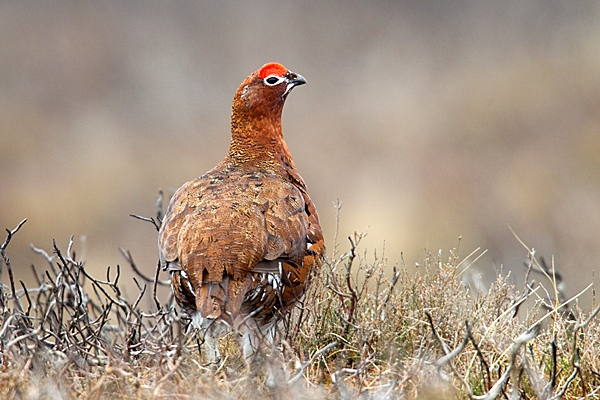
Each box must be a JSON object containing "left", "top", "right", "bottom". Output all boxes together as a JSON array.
[{"left": 1, "top": 203, "right": 599, "bottom": 399}]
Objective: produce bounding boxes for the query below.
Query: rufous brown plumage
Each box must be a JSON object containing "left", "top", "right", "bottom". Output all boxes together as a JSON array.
[{"left": 158, "top": 63, "right": 324, "bottom": 362}]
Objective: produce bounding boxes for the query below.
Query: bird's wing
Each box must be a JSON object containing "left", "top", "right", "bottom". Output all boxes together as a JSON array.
[
  {"left": 158, "top": 170, "right": 320, "bottom": 321},
  {"left": 159, "top": 177, "right": 204, "bottom": 270},
  {"left": 242, "top": 172, "right": 325, "bottom": 321}
]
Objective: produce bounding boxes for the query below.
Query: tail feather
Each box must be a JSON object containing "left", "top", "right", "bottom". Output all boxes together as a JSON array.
[{"left": 198, "top": 281, "right": 225, "bottom": 319}]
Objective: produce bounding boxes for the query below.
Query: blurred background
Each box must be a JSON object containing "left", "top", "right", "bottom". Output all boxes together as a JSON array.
[{"left": 2, "top": 1, "right": 600, "bottom": 307}]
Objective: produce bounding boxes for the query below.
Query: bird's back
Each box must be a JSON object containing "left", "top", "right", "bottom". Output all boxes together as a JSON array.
[{"left": 159, "top": 162, "right": 324, "bottom": 326}]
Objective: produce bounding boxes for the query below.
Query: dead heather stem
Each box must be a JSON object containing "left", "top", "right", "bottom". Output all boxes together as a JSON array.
[{"left": 0, "top": 207, "right": 598, "bottom": 399}]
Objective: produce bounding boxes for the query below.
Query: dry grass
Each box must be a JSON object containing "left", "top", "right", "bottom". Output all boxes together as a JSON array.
[{"left": 1, "top": 204, "right": 600, "bottom": 399}]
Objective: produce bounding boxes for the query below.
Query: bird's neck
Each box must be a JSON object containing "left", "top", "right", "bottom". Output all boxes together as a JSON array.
[{"left": 226, "top": 111, "right": 296, "bottom": 171}]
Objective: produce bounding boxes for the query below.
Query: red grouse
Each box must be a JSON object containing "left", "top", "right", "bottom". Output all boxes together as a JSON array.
[{"left": 158, "top": 63, "right": 324, "bottom": 363}]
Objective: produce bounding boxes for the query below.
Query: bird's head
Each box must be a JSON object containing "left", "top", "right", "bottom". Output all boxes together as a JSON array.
[{"left": 234, "top": 63, "right": 306, "bottom": 114}]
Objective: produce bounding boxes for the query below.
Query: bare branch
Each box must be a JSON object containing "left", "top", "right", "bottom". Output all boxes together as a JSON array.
[
  {"left": 119, "top": 247, "right": 169, "bottom": 285},
  {"left": 288, "top": 341, "right": 337, "bottom": 384},
  {"left": 1, "top": 218, "right": 27, "bottom": 312},
  {"left": 130, "top": 214, "right": 161, "bottom": 231}
]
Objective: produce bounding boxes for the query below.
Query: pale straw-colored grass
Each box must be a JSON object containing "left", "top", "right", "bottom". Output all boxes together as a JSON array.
[{"left": 1, "top": 206, "right": 599, "bottom": 399}]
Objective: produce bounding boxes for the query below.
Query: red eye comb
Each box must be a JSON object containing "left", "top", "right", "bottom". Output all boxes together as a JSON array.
[{"left": 258, "top": 62, "right": 287, "bottom": 79}]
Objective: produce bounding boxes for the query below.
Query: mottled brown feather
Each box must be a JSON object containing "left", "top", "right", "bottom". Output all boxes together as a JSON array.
[{"left": 158, "top": 63, "right": 324, "bottom": 328}]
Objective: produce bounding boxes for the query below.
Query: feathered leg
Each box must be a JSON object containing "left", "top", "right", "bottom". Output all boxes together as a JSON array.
[
  {"left": 239, "top": 319, "right": 277, "bottom": 364},
  {"left": 192, "top": 312, "right": 227, "bottom": 365}
]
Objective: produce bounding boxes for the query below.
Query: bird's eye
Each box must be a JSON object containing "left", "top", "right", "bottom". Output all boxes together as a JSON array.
[{"left": 264, "top": 75, "right": 283, "bottom": 86}]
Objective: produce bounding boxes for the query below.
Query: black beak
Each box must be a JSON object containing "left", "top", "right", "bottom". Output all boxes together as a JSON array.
[
  {"left": 288, "top": 72, "right": 307, "bottom": 86},
  {"left": 283, "top": 71, "right": 306, "bottom": 97}
]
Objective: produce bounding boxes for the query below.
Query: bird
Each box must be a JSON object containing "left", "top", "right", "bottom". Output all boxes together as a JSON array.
[{"left": 158, "top": 62, "right": 324, "bottom": 364}]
